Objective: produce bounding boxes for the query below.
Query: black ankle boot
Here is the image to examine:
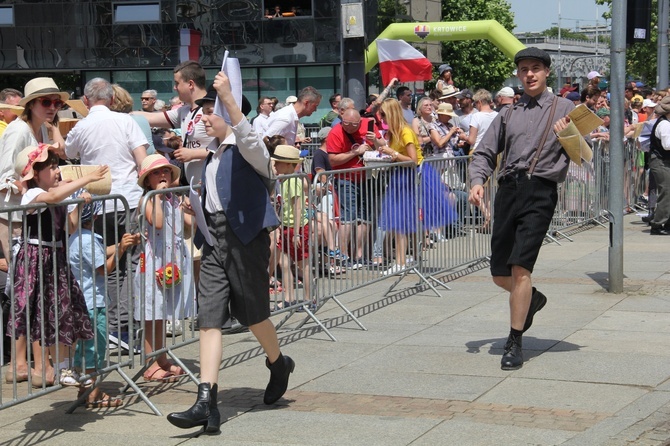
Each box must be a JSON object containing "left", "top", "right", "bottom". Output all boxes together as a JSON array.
[
  {"left": 167, "top": 382, "right": 220, "bottom": 433},
  {"left": 264, "top": 353, "right": 295, "bottom": 405}
]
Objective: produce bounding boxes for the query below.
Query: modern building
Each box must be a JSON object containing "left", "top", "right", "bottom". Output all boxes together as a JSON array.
[{"left": 0, "top": 1, "right": 441, "bottom": 121}]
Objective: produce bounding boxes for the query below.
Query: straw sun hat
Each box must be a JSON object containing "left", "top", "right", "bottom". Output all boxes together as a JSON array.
[
  {"left": 271, "top": 145, "right": 303, "bottom": 164},
  {"left": 19, "top": 77, "right": 69, "bottom": 107},
  {"left": 137, "top": 154, "right": 181, "bottom": 187}
]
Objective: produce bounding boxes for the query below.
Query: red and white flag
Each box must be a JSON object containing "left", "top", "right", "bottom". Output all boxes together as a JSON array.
[
  {"left": 179, "top": 28, "right": 202, "bottom": 63},
  {"left": 376, "top": 39, "right": 433, "bottom": 86}
]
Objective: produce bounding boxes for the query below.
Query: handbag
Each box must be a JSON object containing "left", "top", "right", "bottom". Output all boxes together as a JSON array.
[
  {"left": 362, "top": 150, "right": 393, "bottom": 164},
  {"left": 155, "top": 262, "right": 182, "bottom": 288}
]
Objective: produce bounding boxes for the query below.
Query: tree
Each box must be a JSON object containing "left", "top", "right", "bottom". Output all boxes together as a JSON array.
[
  {"left": 440, "top": 0, "right": 516, "bottom": 92},
  {"left": 596, "top": 0, "right": 658, "bottom": 84},
  {"left": 543, "top": 27, "right": 590, "bottom": 41}
]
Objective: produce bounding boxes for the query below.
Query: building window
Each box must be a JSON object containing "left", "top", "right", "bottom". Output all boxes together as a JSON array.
[
  {"left": 0, "top": 6, "right": 14, "bottom": 26},
  {"left": 113, "top": 2, "right": 161, "bottom": 24},
  {"left": 264, "top": 1, "right": 312, "bottom": 18}
]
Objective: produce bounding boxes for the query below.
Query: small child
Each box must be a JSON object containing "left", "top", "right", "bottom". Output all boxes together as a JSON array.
[
  {"left": 9, "top": 143, "right": 108, "bottom": 387},
  {"left": 134, "top": 154, "right": 194, "bottom": 381},
  {"left": 273, "top": 145, "right": 311, "bottom": 307},
  {"left": 69, "top": 193, "right": 139, "bottom": 407}
]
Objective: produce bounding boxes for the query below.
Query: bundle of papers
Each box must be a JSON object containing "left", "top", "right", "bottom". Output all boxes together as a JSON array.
[{"left": 556, "top": 104, "right": 601, "bottom": 166}]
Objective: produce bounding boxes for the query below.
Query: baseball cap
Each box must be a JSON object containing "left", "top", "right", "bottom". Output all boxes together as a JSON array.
[
  {"left": 286, "top": 95, "right": 298, "bottom": 104},
  {"left": 642, "top": 98, "right": 657, "bottom": 108},
  {"left": 317, "top": 126, "right": 331, "bottom": 140},
  {"left": 566, "top": 91, "right": 581, "bottom": 102},
  {"left": 497, "top": 87, "right": 514, "bottom": 98},
  {"left": 587, "top": 71, "right": 602, "bottom": 80},
  {"left": 457, "top": 88, "right": 473, "bottom": 99}
]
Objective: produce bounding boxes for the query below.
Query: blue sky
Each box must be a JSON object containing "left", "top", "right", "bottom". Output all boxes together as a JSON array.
[{"left": 508, "top": 0, "right": 608, "bottom": 33}]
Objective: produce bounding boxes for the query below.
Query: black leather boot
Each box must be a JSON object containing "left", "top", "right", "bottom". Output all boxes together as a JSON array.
[
  {"left": 167, "top": 382, "right": 220, "bottom": 433},
  {"left": 264, "top": 353, "right": 295, "bottom": 405},
  {"left": 501, "top": 334, "right": 523, "bottom": 370},
  {"left": 523, "top": 287, "right": 547, "bottom": 333}
]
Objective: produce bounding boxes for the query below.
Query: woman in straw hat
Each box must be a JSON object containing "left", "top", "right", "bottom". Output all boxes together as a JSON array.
[{"left": 0, "top": 77, "right": 69, "bottom": 385}]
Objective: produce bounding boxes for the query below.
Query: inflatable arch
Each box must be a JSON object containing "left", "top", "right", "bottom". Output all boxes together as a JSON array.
[{"left": 365, "top": 20, "right": 525, "bottom": 73}]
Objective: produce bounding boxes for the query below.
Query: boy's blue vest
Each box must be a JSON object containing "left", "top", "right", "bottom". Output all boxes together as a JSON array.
[{"left": 195, "top": 144, "right": 279, "bottom": 246}]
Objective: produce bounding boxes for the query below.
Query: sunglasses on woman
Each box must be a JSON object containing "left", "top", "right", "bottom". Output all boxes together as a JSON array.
[{"left": 38, "top": 98, "right": 65, "bottom": 109}]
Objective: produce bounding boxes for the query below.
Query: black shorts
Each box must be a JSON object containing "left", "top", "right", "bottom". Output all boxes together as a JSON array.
[
  {"left": 490, "top": 174, "right": 558, "bottom": 277},
  {"left": 197, "top": 212, "right": 271, "bottom": 328}
]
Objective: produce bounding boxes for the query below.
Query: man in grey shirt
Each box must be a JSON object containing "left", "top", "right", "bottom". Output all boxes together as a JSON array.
[{"left": 468, "top": 47, "right": 582, "bottom": 371}]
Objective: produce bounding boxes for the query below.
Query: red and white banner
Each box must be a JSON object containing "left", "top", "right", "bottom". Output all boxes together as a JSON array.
[
  {"left": 179, "top": 28, "right": 202, "bottom": 62},
  {"left": 376, "top": 39, "right": 433, "bottom": 86}
]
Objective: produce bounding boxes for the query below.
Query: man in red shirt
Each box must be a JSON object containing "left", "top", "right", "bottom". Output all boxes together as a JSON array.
[{"left": 327, "top": 109, "right": 380, "bottom": 267}]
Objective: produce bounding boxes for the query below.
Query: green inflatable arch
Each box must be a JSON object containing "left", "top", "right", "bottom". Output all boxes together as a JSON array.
[{"left": 365, "top": 20, "right": 525, "bottom": 73}]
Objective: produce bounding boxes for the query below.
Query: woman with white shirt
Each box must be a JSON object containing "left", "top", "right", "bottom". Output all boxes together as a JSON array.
[{"left": 461, "top": 89, "right": 498, "bottom": 153}]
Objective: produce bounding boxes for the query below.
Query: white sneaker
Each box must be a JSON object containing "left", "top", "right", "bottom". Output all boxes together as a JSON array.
[
  {"left": 166, "top": 319, "right": 183, "bottom": 337},
  {"left": 59, "top": 368, "right": 81, "bottom": 387},
  {"left": 382, "top": 264, "right": 406, "bottom": 276},
  {"left": 405, "top": 256, "right": 414, "bottom": 266}
]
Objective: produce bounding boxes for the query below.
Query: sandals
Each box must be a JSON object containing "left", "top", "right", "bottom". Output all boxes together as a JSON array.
[
  {"left": 31, "top": 370, "right": 56, "bottom": 388},
  {"left": 143, "top": 367, "right": 178, "bottom": 383},
  {"left": 159, "top": 362, "right": 185, "bottom": 378},
  {"left": 269, "top": 277, "right": 283, "bottom": 294},
  {"left": 59, "top": 368, "right": 92, "bottom": 387},
  {"left": 86, "top": 392, "right": 123, "bottom": 409},
  {"left": 4, "top": 367, "right": 30, "bottom": 384},
  {"left": 327, "top": 265, "right": 345, "bottom": 275}
]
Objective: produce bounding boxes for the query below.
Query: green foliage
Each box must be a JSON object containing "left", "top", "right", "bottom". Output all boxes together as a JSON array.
[
  {"left": 596, "top": 0, "right": 658, "bottom": 83},
  {"left": 440, "top": 0, "right": 516, "bottom": 92},
  {"left": 543, "top": 27, "right": 590, "bottom": 41}
]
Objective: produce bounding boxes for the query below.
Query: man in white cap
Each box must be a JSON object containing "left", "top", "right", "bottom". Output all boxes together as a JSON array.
[
  {"left": 495, "top": 87, "right": 515, "bottom": 111},
  {"left": 587, "top": 71, "right": 602, "bottom": 88}
]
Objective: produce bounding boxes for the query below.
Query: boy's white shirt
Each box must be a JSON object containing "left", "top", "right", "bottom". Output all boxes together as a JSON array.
[{"left": 204, "top": 118, "right": 273, "bottom": 214}]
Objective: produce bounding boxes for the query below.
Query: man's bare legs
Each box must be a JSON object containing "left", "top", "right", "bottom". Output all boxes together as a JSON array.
[
  {"left": 492, "top": 265, "right": 533, "bottom": 331},
  {"left": 492, "top": 265, "right": 533, "bottom": 370}
]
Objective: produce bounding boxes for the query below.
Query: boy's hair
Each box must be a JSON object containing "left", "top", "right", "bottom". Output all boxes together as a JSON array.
[
  {"left": 265, "top": 135, "right": 287, "bottom": 155},
  {"left": 174, "top": 60, "right": 206, "bottom": 89},
  {"left": 27, "top": 151, "right": 60, "bottom": 189}
]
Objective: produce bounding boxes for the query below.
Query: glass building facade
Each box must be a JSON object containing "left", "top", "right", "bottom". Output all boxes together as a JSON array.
[{"left": 0, "top": 0, "right": 380, "bottom": 121}]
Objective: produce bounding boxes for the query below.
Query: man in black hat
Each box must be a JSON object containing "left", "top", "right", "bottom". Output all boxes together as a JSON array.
[{"left": 468, "top": 47, "right": 588, "bottom": 370}]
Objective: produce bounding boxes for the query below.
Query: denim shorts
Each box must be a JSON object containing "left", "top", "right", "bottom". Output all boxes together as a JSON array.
[{"left": 335, "top": 179, "right": 369, "bottom": 223}]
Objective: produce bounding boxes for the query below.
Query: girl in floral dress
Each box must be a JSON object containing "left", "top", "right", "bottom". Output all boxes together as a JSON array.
[{"left": 9, "top": 143, "right": 107, "bottom": 387}]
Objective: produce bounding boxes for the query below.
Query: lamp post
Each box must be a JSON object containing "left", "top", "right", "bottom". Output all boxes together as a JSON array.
[{"left": 557, "top": 0, "right": 562, "bottom": 89}]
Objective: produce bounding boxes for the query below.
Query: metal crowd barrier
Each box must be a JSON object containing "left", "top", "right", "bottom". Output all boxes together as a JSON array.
[
  {"left": 0, "top": 194, "right": 153, "bottom": 412},
  {"left": 1, "top": 137, "right": 638, "bottom": 412}
]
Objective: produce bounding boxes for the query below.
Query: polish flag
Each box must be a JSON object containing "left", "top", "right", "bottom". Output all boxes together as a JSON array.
[
  {"left": 377, "top": 39, "right": 433, "bottom": 86},
  {"left": 179, "top": 28, "right": 202, "bottom": 63}
]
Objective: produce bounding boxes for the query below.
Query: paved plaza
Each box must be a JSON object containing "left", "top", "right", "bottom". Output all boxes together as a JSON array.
[{"left": 2, "top": 214, "right": 670, "bottom": 445}]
